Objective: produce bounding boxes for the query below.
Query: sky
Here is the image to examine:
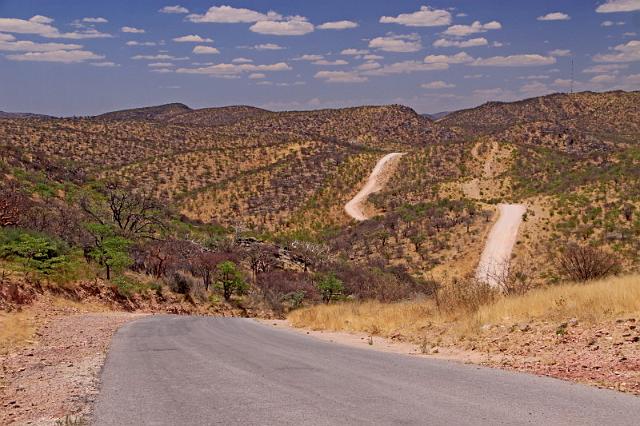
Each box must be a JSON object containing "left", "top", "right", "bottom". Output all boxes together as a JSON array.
[{"left": 0, "top": 0, "right": 639, "bottom": 116}]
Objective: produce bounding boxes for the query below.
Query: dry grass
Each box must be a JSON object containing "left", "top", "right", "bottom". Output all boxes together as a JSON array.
[
  {"left": 289, "top": 274, "right": 640, "bottom": 339},
  {"left": 0, "top": 310, "right": 37, "bottom": 355}
]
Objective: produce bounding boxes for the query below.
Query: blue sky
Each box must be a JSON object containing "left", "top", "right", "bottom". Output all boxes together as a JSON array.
[{"left": 1, "top": 0, "right": 639, "bottom": 116}]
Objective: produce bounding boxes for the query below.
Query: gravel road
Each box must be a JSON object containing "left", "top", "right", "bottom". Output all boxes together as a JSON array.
[
  {"left": 94, "top": 316, "right": 640, "bottom": 425},
  {"left": 344, "top": 152, "right": 404, "bottom": 221}
]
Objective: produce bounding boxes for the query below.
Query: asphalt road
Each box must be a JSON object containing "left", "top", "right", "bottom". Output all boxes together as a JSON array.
[{"left": 94, "top": 316, "right": 640, "bottom": 425}]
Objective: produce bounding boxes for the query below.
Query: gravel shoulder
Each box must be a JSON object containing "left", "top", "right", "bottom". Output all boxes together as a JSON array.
[{"left": 0, "top": 301, "right": 144, "bottom": 425}]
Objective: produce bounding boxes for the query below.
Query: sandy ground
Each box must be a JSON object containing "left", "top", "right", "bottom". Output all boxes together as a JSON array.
[
  {"left": 0, "top": 305, "right": 145, "bottom": 425},
  {"left": 344, "top": 152, "right": 405, "bottom": 221},
  {"left": 476, "top": 203, "right": 527, "bottom": 286}
]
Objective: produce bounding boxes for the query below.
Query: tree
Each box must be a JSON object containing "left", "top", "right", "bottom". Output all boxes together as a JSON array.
[
  {"left": 85, "top": 223, "right": 132, "bottom": 280},
  {"left": 557, "top": 243, "right": 621, "bottom": 282},
  {"left": 215, "top": 261, "right": 248, "bottom": 301},
  {"left": 316, "top": 272, "right": 344, "bottom": 304}
]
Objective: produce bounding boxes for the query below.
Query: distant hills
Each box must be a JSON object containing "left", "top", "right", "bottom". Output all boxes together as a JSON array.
[{"left": 0, "top": 111, "right": 52, "bottom": 120}]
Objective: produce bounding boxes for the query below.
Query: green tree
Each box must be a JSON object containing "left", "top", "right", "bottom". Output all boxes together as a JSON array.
[
  {"left": 215, "top": 261, "right": 248, "bottom": 301},
  {"left": 316, "top": 272, "right": 344, "bottom": 304},
  {"left": 85, "top": 223, "right": 132, "bottom": 280}
]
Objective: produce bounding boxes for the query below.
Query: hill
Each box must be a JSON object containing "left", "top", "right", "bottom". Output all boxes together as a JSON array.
[{"left": 95, "top": 103, "right": 192, "bottom": 121}]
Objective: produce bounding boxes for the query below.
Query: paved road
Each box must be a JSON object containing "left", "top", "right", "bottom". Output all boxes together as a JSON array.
[
  {"left": 344, "top": 152, "right": 405, "bottom": 221},
  {"left": 94, "top": 316, "right": 640, "bottom": 425}
]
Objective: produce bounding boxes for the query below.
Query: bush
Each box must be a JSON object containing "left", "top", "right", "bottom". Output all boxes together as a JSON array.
[
  {"left": 557, "top": 243, "right": 622, "bottom": 282},
  {"left": 166, "top": 271, "right": 196, "bottom": 295},
  {"left": 215, "top": 261, "right": 248, "bottom": 301},
  {"left": 316, "top": 272, "right": 344, "bottom": 304},
  {"left": 0, "top": 228, "right": 69, "bottom": 274},
  {"left": 256, "top": 270, "right": 316, "bottom": 313}
]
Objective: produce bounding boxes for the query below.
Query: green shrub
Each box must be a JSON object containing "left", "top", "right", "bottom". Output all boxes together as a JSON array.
[{"left": 0, "top": 228, "right": 69, "bottom": 274}]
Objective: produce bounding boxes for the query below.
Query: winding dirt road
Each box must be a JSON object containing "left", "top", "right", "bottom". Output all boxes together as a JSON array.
[
  {"left": 345, "top": 153, "right": 405, "bottom": 221},
  {"left": 476, "top": 203, "right": 527, "bottom": 287}
]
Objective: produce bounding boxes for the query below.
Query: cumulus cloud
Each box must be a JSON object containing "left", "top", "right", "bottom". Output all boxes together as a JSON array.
[
  {"left": 590, "top": 74, "right": 617, "bottom": 84},
  {"left": 537, "top": 12, "right": 571, "bottom": 21},
  {"left": 596, "top": 0, "right": 640, "bottom": 13},
  {"left": 188, "top": 5, "right": 281, "bottom": 23},
  {"left": 0, "top": 35, "right": 83, "bottom": 52},
  {"left": 83, "top": 17, "right": 108, "bottom": 23},
  {"left": 471, "top": 54, "right": 556, "bottom": 67},
  {"left": 317, "top": 21, "right": 358, "bottom": 30},
  {"left": 380, "top": 6, "right": 451, "bottom": 27},
  {"left": 593, "top": 40, "right": 640, "bottom": 62},
  {"left": 312, "top": 59, "right": 348, "bottom": 66},
  {"left": 173, "top": 35, "right": 213, "bottom": 43},
  {"left": 369, "top": 33, "right": 422, "bottom": 52},
  {"left": 148, "top": 62, "right": 174, "bottom": 67},
  {"left": 249, "top": 73, "right": 266, "bottom": 79},
  {"left": 253, "top": 43, "right": 285, "bottom": 50},
  {"left": 433, "top": 37, "right": 488, "bottom": 48},
  {"left": 362, "top": 60, "right": 448, "bottom": 76},
  {"left": 121, "top": 26, "right": 145, "bottom": 34},
  {"left": 424, "top": 52, "right": 474, "bottom": 64},
  {"left": 582, "top": 63, "right": 628, "bottom": 73},
  {"left": 314, "top": 70, "right": 367, "bottom": 83},
  {"left": 421, "top": 81, "right": 455, "bottom": 89},
  {"left": 250, "top": 16, "right": 314, "bottom": 36},
  {"left": 341, "top": 48, "right": 369, "bottom": 55},
  {"left": 193, "top": 45, "right": 220, "bottom": 54},
  {"left": 132, "top": 54, "right": 187, "bottom": 60},
  {"left": 6, "top": 49, "right": 104, "bottom": 63},
  {"left": 294, "top": 54, "right": 324, "bottom": 61},
  {"left": 0, "top": 16, "right": 111, "bottom": 39},
  {"left": 159, "top": 5, "right": 189, "bottom": 14},
  {"left": 443, "top": 21, "right": 502, "bottom": 37},
  {"left": 126, "top": 41, "right": 157, "bottom": 46},
  {"left": 232, "top": 57, "right": 253, "bottom": 63},
  {"left": 176, "top": 62, "right": 291, "bottom": 76},
  {"left": 91, "top": 61, "right": 118, "bottom": 67},
  {"left": 549, "top": 49, "right": 571, "bottom": 57}
]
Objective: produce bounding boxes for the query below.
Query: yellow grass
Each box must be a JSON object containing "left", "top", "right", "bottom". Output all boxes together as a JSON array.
[
  {"left": 0, "top": 310, "right": 37, "bottom": 355},
  {"left": 288, "top": 274, "right": 640, "bottom": 339}
]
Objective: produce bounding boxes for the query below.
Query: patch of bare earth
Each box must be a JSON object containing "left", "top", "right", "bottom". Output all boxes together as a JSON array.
[{"left": 0, "top": 301, "right": 145, "bottom": 425}]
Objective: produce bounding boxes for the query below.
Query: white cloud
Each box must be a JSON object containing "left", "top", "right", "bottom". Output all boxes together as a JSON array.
[
  {"left": 433, "top": 37, "right": 488, "bottom": 48},
  {"left": 294, "top": 54, "right": 324, "bottom": 61},
  {"left": 443, "top": 21, "right": 502, "bottom": 37},
  {"left": 249, "top": 73, "right": 266, "bottom": 79},
  {"left": 520, "top": 81, "right": 551, "bottom": 95},
  {"left": 250, "top": 16, "right": 314, "bottom": 36},
  {"left": 552, "top": 78, "right": 572, "bottom": 87},
  {"left": 421, "top": 81, "right": 455, "bottom": 89},
  {"left": 0, "top": 35, "right": 83, "bottom": 52},
  {"left": 424, "top": 52, "right": 474, "bottom": 64},
  {"left": 596, "top": 0, "right": 640, "bottom": 13},
  {"left": 314, "top": 70, "right": 367, "bottom": 83},
  {"left": 582, "top": 63, "right": 628, "bottom": 73},
  {"left": 126, "top": 41, "right": 157, "bottom": 46},
  {"left": 317, "top": 21, "right": 358, "bottom": 30},
  {"left": 6, "top": 49, "right": 104, "bottom": 63},
  {"left": 549, "top": 49, "right": 571, "bottom": 57},
  {"left": 593, "top": 40, "right": 640, "bottom": 62},
  {"left": 188, "top": 6, "right": 281, "bottom": 23},
  {"left": 380, "top": 6, "right": 452, "bottom": 27},
  {"left": 132, "top": 54, "right": 187, "bottom": 60},
  {"left": 362, "top": 60, "right": 448, "bottom": 76},
  {"left": 341, "top": 48, "right": 369, "bottom": 55},
  {"left": 91, "top": 61, "right": 118, "bottom": 67},
  {"left": 83, "top": 17, "right": 108, "bottom": 23},
  {"left": 121, "top": 26, "right": 145, "bottom": 34},
  {"left": 600, "top": 20, "right": 625, "bottom": 26},
  {"left": 148, "top": 62, "right": 174, "bottom": 67},
  {"left": 472, "top": 54, "right": 556, "bottom": 67},
  {"left": 159, "top": 5, "right": 189, "bottom": 14},
  {"left": 363, "top": 54, "right": 383, "bottom": 60},
  {"left": 232, "top": 57, "right": 253, "bottom": 63},
  {"left": 253, "top": 43, "right": 285, "bottom": 50},
  {"left": 312, "top": 59, "right": 348, "bottom": 66},
  {"left": 537, "top": 12, "right": 571, "bottom": 21},
  {"left": 0, "top": 16, "right": 111, "bottom": 39},
  {"left": 357, "top": 61, "right": 382, "bottom": 71},
  {"left": 173, "top": 35, "right": 213, "bottom": 43},
  {"left": 369, "top": 33, "right": 422, "bottom": 52},
  {"left": 193, "top": 45, "right": 220, "bottom": 54},
  {"left": 176, "top": 62, "right": 291, "bottom": 76},
  {"left": 590, "top": 74, "right": 617, "bottom": 84}
]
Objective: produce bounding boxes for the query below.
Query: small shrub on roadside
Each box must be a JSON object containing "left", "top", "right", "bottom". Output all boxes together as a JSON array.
[{"left": 557, "top": 243, "right": 622, "bottom": 282}]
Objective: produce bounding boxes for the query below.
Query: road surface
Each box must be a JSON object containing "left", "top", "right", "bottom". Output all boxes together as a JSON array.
[
  {"left": 476, "top": 203, "right": 527, "bottom": 287},
  {"left": 94, "top": 316, "right": 640, "bottom": 425},
  {"left": 345, "top": 152, "right": 404, "bottom": 221}
]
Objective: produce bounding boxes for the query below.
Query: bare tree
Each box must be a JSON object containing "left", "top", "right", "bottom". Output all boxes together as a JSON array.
[{"left": 557, "top": 243, "right": 621, "bottom": 282}]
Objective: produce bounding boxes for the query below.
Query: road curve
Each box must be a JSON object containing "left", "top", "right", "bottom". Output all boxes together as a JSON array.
[
  {"left": 476, "top": 203, "right": 527, "bottom": 287},
  {"left": 345, "top": 152, "right": 405, "bottom": 221},
  {"left": 94, "top": 316, "right": 640, "bottom": 425}
]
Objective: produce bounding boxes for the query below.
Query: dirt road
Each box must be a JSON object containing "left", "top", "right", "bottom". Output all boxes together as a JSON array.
[
  {"left": 345, "top": 152, "right": 404, "bottom": 221},
  {"left": 476, "top": 203, "right": 527, "bottom": 287}
]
